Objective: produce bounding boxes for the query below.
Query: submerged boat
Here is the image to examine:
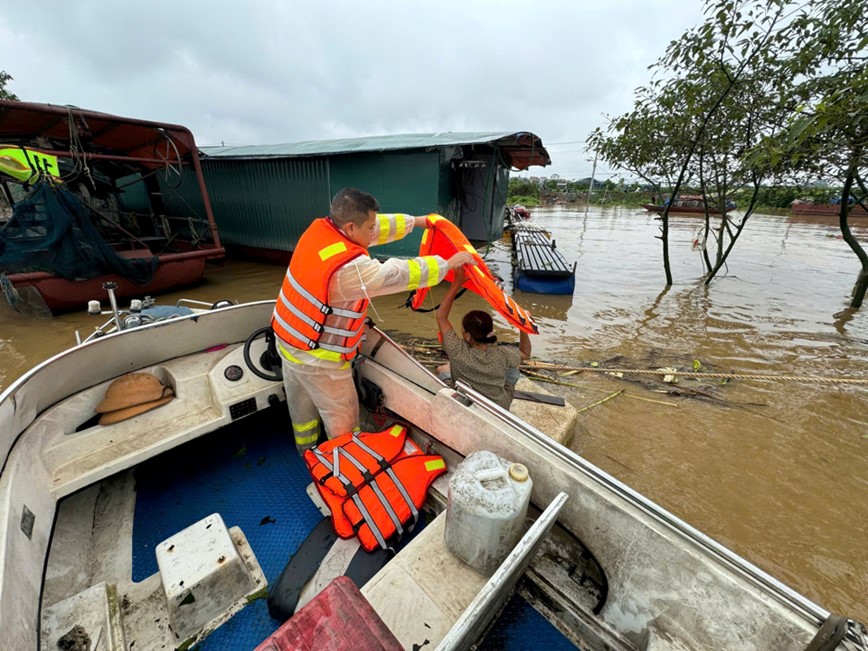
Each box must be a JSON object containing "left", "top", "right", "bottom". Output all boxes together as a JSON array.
[
  {"left": 643, "top": 195, "right": 735, "bottom": 216},
  {"left": 0, "top": 100, "right": 224, "bottom": 313},
  {"left": 0, "top": 302, "right": 866, "bottom": 650},
  {"left": 790, "top": 200, "right": 868, "bottom": 218}
]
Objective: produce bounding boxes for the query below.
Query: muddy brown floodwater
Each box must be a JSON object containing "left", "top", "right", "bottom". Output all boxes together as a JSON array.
[{"left": 1, "top": 205, "right": 866, "bottom": 624}]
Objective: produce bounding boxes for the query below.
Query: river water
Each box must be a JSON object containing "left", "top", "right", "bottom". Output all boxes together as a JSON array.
[{"left": 1, "top": 205, "right": 866, "bottom": 624}]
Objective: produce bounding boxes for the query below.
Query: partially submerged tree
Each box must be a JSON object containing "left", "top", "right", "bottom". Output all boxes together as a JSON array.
[
  {"left": 750, "top": 0, "right": 868, "bottom": 309},
  {"left": 589, "top": 0, "right": 791, "bottom": 286},
  {"left": 0, "top": 71, "right": 19, "bottom": 101}
]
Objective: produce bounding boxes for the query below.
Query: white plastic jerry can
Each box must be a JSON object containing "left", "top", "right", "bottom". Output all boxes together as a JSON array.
[{"left": 444, "top": 450, "right": 532, "bottom": 576}]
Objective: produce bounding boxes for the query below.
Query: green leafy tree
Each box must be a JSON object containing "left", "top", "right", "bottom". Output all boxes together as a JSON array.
[
  {"left": 749, "top": 0, "right": 868, "bottom": 310},
  {"left": 590, "top": 0, "right": 791, "bottom": 285},
  {"left": 0, "top": 70, "right": 19, "bottom": 101},
  {"left": 591, "top": 0, "right": 868, "bottom": 314}
]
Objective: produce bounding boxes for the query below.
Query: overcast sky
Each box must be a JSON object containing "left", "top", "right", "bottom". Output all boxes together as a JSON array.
[{"left": 1, "top": 1, "right": 706, "bottom": 181}]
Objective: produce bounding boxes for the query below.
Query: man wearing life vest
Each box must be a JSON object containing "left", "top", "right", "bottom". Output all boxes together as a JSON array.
[{"left": 273, "top": 187, "right": 475, "bottom": 453}]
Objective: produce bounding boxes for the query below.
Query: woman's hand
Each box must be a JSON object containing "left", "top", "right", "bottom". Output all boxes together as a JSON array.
[{"left": 453, "top": 266, "right": 466, "bottom": 286}]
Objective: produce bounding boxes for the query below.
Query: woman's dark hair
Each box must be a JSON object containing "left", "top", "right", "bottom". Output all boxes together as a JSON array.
[{"left": 462, "top": 310, "right": 497, "bottom": 344}]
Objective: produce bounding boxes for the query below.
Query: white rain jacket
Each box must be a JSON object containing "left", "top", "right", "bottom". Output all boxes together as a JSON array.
[{"left": 276, "top": 213, "right": 449, "bottom": 371}]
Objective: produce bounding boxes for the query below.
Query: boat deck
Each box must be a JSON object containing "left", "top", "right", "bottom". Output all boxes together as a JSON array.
[
  {"left": 44, "top": 405, "right": 579, "bottom": 650},
  {"left": 510, "top": 223, "right": 576, "bottom": 294}
]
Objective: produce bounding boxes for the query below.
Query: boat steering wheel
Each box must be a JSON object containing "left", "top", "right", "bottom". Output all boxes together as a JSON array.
[{"left": 243, "top": 327, "right": 283, "bottom": 382}]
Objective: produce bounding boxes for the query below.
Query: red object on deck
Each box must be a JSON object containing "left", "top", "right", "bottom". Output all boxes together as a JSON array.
[{"left": 254, "top": 576, "right": 402, "bottom": 651}]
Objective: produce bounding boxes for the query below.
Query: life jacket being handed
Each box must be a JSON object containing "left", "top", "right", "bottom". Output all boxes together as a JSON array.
[
  {"left": 272, "top": 218, "right": 369, "bottom": 361},
  {"left": 304, "top": 424, "right": 447, "bottom": 552},
  {"left": 411, "top": 215, "right": 539, "bottom": 335}
]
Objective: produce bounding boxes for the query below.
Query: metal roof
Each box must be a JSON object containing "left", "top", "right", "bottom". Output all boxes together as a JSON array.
[
  {"left": 0, "top": 100, "right": 200, "bottom": 163},
  {"left": 200, "top": 131, "right": 550, "bottom": 170}
]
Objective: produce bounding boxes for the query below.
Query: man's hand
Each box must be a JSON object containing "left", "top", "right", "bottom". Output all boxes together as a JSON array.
[
  {"left": 413, "top": 215, "right": 429, "bottom": 229},
  {"left": 453, "top": 266, "right": 467, "bottom": 285},
  {"left": 447, "top": 251, "right": 476, "bottom": 270}
]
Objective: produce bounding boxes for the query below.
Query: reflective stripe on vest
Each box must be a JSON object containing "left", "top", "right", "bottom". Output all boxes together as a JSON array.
[
  {"left": 303, "top": 425, "right": 446, "bottom": 550},
  {"left": 271, "top": 218, "right": 369, "bottom": 360},
  {"left": 304, "top": 426, "right": 409, "bottom": 539},
  {"left": 411, "top": 214, "right": 540, "bottom": 335},
  {"left": 343, "top": 454, "right": 447, "bottom": 552}
]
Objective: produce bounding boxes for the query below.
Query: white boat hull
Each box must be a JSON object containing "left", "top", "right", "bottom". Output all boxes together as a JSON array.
[{"left": 0, "top": 302, "right": 863, "bottom": 650}]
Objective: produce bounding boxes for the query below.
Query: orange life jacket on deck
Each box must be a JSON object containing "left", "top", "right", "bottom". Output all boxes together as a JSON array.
[
  {"left": 411, "top": 215, "right": 539, "bottom": 335},
  {"left": 304, "top": 425, "right": 447, "bottom": 551},
  {"left": 272, "top": 218, "right": 369, "bottom": 360}
]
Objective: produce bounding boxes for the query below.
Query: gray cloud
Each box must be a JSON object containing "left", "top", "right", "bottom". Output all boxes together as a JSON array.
[{"left": 1, "top": 0, "right": 704, "bottom": 178}]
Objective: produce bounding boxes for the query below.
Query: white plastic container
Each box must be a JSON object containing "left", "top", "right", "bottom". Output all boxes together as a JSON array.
[{"left": 444, "top": 450, "right": 533, "bottom": 576}]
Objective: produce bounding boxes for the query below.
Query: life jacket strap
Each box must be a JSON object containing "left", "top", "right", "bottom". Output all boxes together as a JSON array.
[
  {"left": 286, "top": 268, "right": 366, "bottom": 319},
  {"left": 272, "top": 309, "right": 318, "bottom": 350},
  {"left": 314, "top": 434, "right": 382, "bottom": 494},
  {"left": 286, "top": 268, "right": 331, "bottom": 314},
  {"left": 350, "top": 492, "right": 389, "bottom": 551},
  {"left": 278, "top": 291, "right": 324, "bottom": 333}
]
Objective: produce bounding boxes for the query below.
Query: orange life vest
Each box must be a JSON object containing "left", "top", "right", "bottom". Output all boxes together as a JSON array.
[
  {"left": 412, "top": 215, "right": 539, "bottom": 335},
  {"left": 304, "top": 424, "right": 447, "bottom": 552},
  {"left": 272, "top": 218, "right": 369, "bottom": 360}
]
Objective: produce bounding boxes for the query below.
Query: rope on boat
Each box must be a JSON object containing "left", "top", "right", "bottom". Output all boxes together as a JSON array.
[{"left": 523, "top": 361, "right": 868, "bottom": 385}]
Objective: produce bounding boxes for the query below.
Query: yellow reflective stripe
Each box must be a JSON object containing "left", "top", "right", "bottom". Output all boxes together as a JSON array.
[
  {"left": 376, "top": 214, "right": 391, "bottom": 245},
  {"left": 473, "top": 265, "right": 485, "bottom": 277},
  {"left": 389, "top": 425, "right": 403, "bottom": 437},
  {"left": 428, "top": 214, "right": 445, "bottom": 224},
  {"left": 421, "top": 229, "right": 429, "bottom": 245},
  {"left": 306, "top": 348, "right": 350, "bottom": 368},
  {"left": 407, "top": 259, "right": 422, "bottom": 290},
  {"left": 319, "top": 241, "right": 348, "bottom": 261},
  {"left": 464, "top": 244, "right": 477, "bottom": 255},
  {"left": 293, "top": 419, "right": 320, "bottom": 445},
  {"left": 277, "top": 342, "right": 304, "bottom": 364},
  {"left": 307, "top": 348, "right": 341, "bottom": 362},
  {"left": 295, "top": 431, "right": 319, "bottom": 445},
  {"left": 422, "top": 257, "right": 441, "bottom": 287},
  {"left": 425, "top": 459, "right": 446, "bottom": 472},
  {"left": 395, "top": 213, "right": 407, "bottom": 235},
  {"left": 278, "top": 341, "right": 349, "bottom": 368},
  {"left": 293, "top": 418, "right": 319, "bottom": 432}
]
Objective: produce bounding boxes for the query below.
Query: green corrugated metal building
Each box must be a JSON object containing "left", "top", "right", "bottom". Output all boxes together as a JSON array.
[{"left": 196, "top": 132, "right": 549, "bottom": 259}]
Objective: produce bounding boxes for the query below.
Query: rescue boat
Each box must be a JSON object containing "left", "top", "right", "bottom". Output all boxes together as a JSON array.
[{"left": 0, "top": 302, "right": 865, "bottom": 650}]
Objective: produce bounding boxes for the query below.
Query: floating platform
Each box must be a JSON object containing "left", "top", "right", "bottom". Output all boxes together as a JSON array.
[{"left": 509, "top": 223, "right": 576, "bottom": 295}]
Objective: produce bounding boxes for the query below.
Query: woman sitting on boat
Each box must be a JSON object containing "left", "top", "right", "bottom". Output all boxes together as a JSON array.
[{"left": 435, "top": 268, "right": 531, "bottom": 408}]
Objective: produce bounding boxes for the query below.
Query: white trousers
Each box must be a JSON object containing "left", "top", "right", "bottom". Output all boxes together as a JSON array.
[{"left": 281, "top": 358, "right": 359, "bottom": 453}]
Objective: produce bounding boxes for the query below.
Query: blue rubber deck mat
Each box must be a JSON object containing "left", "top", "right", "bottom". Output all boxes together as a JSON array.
[
  {"left": 479, "top": 591, "right": 579, "bottom": 650},
  {"left": 130, "top": 406, "right": 571, "bottom": 649},
  {"left": 130, "top": 405, "right": 435, "bottom": 650},
  {"left": 131, "top": 405, "right": 323, "bottom": 649}
]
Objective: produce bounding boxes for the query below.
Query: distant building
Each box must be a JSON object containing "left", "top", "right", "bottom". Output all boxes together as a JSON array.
[{"left": 193, "top": 132, "right": 550, "bottom": 260}]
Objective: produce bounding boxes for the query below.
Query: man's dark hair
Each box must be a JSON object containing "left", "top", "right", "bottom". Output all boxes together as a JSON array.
[
  {"left": 462, "top": 310, "right": 497, "bottom": 344},
  {"left": 330, "top": 187, "right": 380, "bottom": 227}
]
